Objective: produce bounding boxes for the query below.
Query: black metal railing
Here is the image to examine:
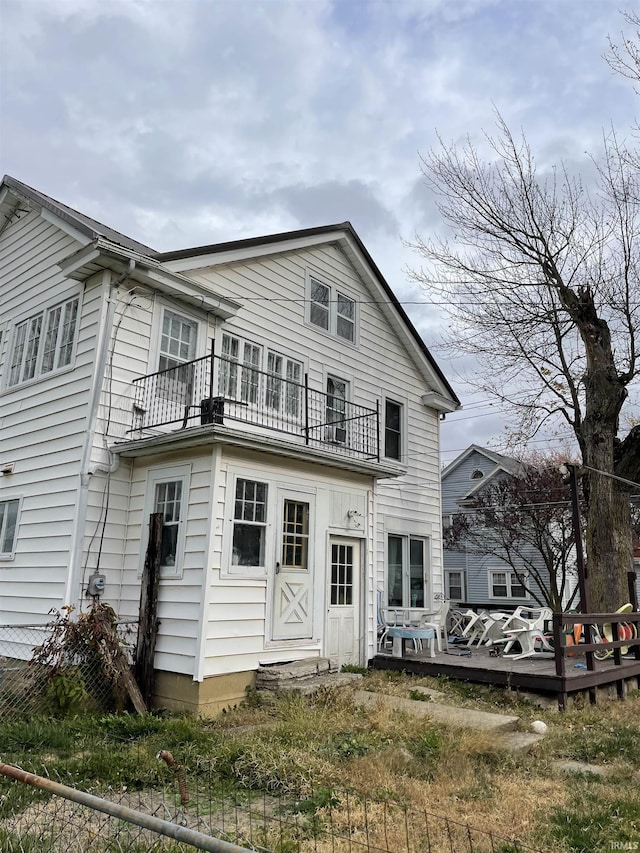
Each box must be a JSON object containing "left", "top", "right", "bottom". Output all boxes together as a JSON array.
[{"left": 129, "top": 354, "right": 380, "bottom": 460}]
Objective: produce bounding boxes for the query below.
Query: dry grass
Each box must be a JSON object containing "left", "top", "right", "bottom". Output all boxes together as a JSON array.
[{"left": 2, "top": 673, "right": 639, "bottom": 852}]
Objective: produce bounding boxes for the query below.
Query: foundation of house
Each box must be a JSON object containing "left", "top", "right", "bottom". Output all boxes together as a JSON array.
[{"left": 152, "top": 670, "right": 255, "bottom": 717}]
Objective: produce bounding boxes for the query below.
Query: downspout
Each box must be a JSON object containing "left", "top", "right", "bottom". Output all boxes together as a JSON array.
[{"left": 64, "top": 261, "right": 135, "bottom": 607}]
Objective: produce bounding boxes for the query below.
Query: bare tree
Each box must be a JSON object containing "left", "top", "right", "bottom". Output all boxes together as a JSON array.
[
  {"left": 445, "top": 454, "right": 579, "bottom": 612},
  {"left": 410, "top": 115, "right": 639, "bottom": 612}
]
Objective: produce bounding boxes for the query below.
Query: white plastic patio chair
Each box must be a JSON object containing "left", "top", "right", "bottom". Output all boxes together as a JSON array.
[
  {"left": 501, "top": 606, "right": 554, "bottom": 660},
  {"left": 418, "top": 599, "right": 450, "bottom": 652}
]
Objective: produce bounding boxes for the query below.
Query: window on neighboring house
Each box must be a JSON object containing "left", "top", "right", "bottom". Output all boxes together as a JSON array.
[
  {"left": 387, "top": 534, "right": 427, "bottom": 608},
  {"left": 265, "top": 351, "right": 303, "bottom": 418},
  {"left": 157, "top": 309, "right": 197, "bottom": 404},
  {"left": 281, "top": 499, "right": 309, "bottom": 569},
  {"left": 308, "top": 277, "right": 356, "bottom": 343},
  {"left": 489, "top": 570, "right": 528, "bottom": 599},
  {"left": 471, "top": 469, "right": 484, "bottom": 480},
  {"left": 232, "top": 479, "right": 268, "bottom": 567},
  {"left": 326, "top": 376, "right": 347, "bottom": 444},
  {"left": 8, "top": 296, "right": 80, "bottom": 387},
  {"left": 0, "top": 498, "right": 20, "bottom": 558},
  {"left": 446, "top": 570, "right": 464, "bottom": 601},
  {"left": 384, "top": 399, "right": 402, "bottom": 460}
]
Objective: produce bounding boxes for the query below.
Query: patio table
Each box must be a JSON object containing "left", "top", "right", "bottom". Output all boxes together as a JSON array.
[{"left": 386, "top": 626, "right": 436, "bottom": 658}]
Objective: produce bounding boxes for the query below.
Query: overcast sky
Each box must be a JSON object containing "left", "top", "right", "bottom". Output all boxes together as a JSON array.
[{"left": 1, "top": 0, "right": 637, "bottom": 463}]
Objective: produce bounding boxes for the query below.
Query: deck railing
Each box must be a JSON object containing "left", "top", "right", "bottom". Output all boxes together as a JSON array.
[
  {"left": 129, "top": 353, "right": 380, "bottom": 460},
  {"left": 552, "top": 609, "right": 640, "bottom": 707}
]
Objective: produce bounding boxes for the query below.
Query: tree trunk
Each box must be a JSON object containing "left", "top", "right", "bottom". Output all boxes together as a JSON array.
[{"left": 576, "top": 290, "right": 631, "bottom": 612}]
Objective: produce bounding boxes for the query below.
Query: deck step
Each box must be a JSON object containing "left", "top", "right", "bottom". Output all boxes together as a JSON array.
[{"left": 354, "top": 690, "right": 520, "bottom": 732}]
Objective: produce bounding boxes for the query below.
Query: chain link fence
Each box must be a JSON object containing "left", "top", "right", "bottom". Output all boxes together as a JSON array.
[
  {"left": 1, "top": 753, "right": 544, "bottom": 853},
  {"left": 0, "top": 618, "right": 138, "bottom": 717}
]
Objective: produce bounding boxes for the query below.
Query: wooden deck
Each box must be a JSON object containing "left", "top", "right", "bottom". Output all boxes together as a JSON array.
[{"left": 371, "top": 643, "right": 640, "bottom": 708}]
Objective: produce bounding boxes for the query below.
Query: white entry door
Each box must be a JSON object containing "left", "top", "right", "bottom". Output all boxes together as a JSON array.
[
  {"left": 272, "top": 495, "right": 314, "bottom": 640},
  {"left": 326, "top": 537, "right": 361, "bottom": 669}
]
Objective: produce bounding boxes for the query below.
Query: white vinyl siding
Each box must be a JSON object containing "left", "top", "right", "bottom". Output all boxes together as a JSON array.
[{"left": 8, "top": 295, "right": 80, "bottom": 387}]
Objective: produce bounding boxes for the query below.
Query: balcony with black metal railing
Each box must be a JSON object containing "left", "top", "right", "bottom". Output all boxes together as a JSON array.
[{"left": 128, "top": 353, "right": 380, "bottom": 461}]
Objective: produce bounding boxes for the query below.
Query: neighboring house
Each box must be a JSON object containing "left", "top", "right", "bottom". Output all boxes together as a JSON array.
[
  {"left": 442, "top": 445, "right": 547, "bottom": 610},
  {"left": 0, "top": 175, "right": 459, "bottom": 714}
]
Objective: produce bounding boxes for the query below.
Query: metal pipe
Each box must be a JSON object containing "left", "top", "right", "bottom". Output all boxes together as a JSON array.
[{"left": 0, "top": 762, "right": 246, "bottom": 853}]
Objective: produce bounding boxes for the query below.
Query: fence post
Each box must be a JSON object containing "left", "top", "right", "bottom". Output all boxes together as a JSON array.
[{"left": 135, "top": 512, "right": 163, "bottom": 707}]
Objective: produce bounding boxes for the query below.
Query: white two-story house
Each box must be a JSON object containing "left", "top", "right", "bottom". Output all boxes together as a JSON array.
[{"left": 0, "top": 175, "right": 459, "bottom": 714}]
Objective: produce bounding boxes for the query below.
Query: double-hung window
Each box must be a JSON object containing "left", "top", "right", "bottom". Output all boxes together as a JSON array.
[
  {"left": 232, "top": 479, "right": 268, "bottom": 568},
  {"left": 446, "top": 570, "right": 465, "bottom": 601},
  {"left": 141, "top": 466, "right": 190, "bottom": 577},
  {"left": 8, "top": 296, "right": 80, "bottom": 387},
  {"left": 308, "top": 277, "right": 356, "bottom": 343},
  {"left": 0, "top": 498, "right": 20, "bottom": 559},
  {"left": 157, "top": 309, "right": 197, "bottom": 405},
  {"left": 489, "top": 569, "right": 527, "bottom": 599},
  {"left": 387, "top": 534, "right": 427, "bottom": 608}
]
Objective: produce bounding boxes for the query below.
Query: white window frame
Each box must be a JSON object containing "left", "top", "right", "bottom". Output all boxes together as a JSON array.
[
  {"left": 223, "top": 467, "right": 275, "bottom": 578},
  {"left": 149, "top": 301, "right": 206, "bottom": 376},
  {"left": 4, "top": 291, "right": 81, "bottom": 389},
  {"left": 488, "top": 569, "right": 528, "bottom": 600},
  {"left": 445, "top": 570, "right": 465, "bottom": 602},
  {"left": 325, "top": 374, "right": 349, "bottom": 445},
  {"left": 0, "top": 496, "right": 22, "bottom": 561},
  {"left": 265, "top": 349, "right": 303, "bottom": 419},
  {"left": 386, "top": 532, "right": 429, "bottom": 608},
  {"left": 139, "top": 465, "right": 191, "bottom": 579},
  {"left": 306, "top": 274, "right": 358, "bottom": 345},
  {"left": 231, "top": 476, "right": 269, "bottom": 574}
]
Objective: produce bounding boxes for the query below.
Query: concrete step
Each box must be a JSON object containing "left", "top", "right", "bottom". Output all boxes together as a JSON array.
[
  {"left": 353, "top": 690, "right": 520, "bottom": 733},
  {"left": 256, "top": 658, "right": 332, "bottom": 688},
  {"left": 258, "top": 672, "right": 364, "bottom": 696}
]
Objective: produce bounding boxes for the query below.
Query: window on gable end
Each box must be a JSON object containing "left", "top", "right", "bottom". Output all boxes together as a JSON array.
[
  {"left": 310, "top": 279, "right": 330, "bottom": 330},
  {"left": 336, "top": 293, "right": 355, "bottom": 342},
  {"left": 308, "top": 276, "right": 357, "bottom": 343}
]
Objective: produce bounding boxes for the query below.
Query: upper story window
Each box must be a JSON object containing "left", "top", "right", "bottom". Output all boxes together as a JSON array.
[
  {"left": 384, "top": 399, "right": 403, "bottom": 461},
  {"left": 489, "top": 570, "right": 527, "bottom": 599},
  {"left": 7, "top": 296, "right": 80, "bottom": 387},
  {"left": 219, "top": 333, "right": 303, "bottom": 415},
  {"left": 308, "top": 277, "right": 356, "bottom": 343},
  {"left": 471, "top": 469, "right": 484, "bottom": 480}
]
